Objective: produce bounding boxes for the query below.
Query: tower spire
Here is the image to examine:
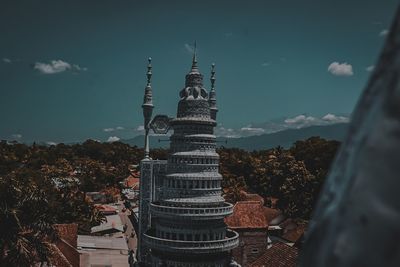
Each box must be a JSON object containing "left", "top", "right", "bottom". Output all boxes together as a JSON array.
[
  {"left": 210, "top": 63, "right": 216, "bottom": 90},
  {"left": 142, "top": 57, "right": 154, "bottom": 159},
  {"left": 190, "top": 41, "right": 199, "bottom": 73},
  {"left": 209, "top": 63, "right": 218, "bottom": 120},
  {"left": 146, "top": 57, "right": 152, "bottom": 86}
]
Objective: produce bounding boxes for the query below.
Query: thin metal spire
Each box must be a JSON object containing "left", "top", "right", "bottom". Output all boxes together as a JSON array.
[
  {"left": 146, "top": 57, "right": 152, "bottom": 86},
  {"left": 210, "top": 63, "right": 216, "bottom": 90},
  {"left": 191, "top": 41, "right": 199, "bottom": 72},
  {"left": 193, "top": 41, "right": 197, "bottom": 63},
  {"left": 142, "top": 57, "right": 154, "bottom": 159},
  {"left": 209, "top": 63, "right": 218, "bottom": 120}
]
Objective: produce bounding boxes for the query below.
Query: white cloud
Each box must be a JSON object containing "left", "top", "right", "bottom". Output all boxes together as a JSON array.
[
  {"left": 46, "top": 141, "right": 57, "bottom": 146},
  {"left": 33, "top": 60, "right": 87, "bottom": 74},
  {"left": 322, "top": 113, "right": 349, "bottom": 123},
  {"left": 240, "top": 127, "right": 265, "bottom": 135},
  {"left": 224, "top": 32, "right": 233, "bottom": 37},
  {"left": 215, "top": 126, "right": 240, "bottom": 138},
  {"left": 328, "top": 62, "right": 354, "bottom": 76},
  {"left": 379, "top": 29, "right": 389, "bottom": 36},
  {"left": 11, "top": 134, "right": 22, "bottom": 139},
  {"left": 72, "top": 64, "right": 88, "bottom": 72},
  {"left": 103, "top": 126, "right": 126, "bottom": 132},
  {"left": 184, "top": 43, "right": 195, "bottom": 54},
  {"left": 107, "top": 136, "right": 120, "bottom": 142},
  {"left": 2, "top": 58, "right": 11, "bottom": 63},
  {"left": 215, "top": 126, "right": 266, "bottom": 138},
  {"left": 214, "top": 113, "right": 350, "bottom": 138},
  {"left": 261, "top": 62, "right": 271, "bottom": 67},
  {"left": 366, "top": 65, "right": 375, "bottom": 72},
  {"left": 282, "top": 113, "right": 349, "bottom": 129},
  {"left": 284, "top": 115, "right": 316, "bottom": 125},
  {"left": 34, "top": 60, "right": 70, "bottom": 74},
  {"left": 103, "top": 128, "right": 115, "bottom": 132}
]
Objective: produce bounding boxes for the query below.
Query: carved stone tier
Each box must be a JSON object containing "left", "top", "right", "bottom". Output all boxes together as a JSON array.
[
  {"left": 171, "top": 117, "right": 216, "bottom": 126},
  {"left": 152, "top": 254, "right": 228, "bottom": 267},
  {"left": 144, "top": 229, "right": 239, "bottom": 254},
  {"left": 165, "top": 172, "right": 222, "bottom": 180},
  {"left": 160, "top": 195, "right": 225, "bottom": 206},
  {"left": 151, "top": 202, "right": 233, "bottom": 220}
]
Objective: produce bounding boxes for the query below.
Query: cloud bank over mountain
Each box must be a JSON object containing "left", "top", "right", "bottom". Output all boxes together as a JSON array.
[
  {"left": 214, "top": 113, "right": 350, "bottom": 138},
  {"left": 122, "top": 113, "right": 350, "bottom": 140}
]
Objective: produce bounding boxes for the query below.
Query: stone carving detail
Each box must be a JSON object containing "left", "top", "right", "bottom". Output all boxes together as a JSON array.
[
  {"left": 137, "top": 159, "right": 167, "bottom": 263},
  {"left": 137, "top": 160, "right": 152, "bottom": 263},
  {"left": 177, "top": 99, "right": 211, "bottom": 119},
  {"left": 180, "top": 85, "right": 209, "bottom": 99},
  {"left": 150, "top": 115, "right": 171, "bottom": 134}
]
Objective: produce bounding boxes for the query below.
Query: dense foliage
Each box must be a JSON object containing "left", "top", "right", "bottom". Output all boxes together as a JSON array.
[
  {"left": 0, "top": 140, "right": 140, "bottom": 265},
  {"left": 219, "top": 137, "right": 340, "bottom": 219},
  {"left": 0, "top": 137, "right": 339, "bottom": 264}
]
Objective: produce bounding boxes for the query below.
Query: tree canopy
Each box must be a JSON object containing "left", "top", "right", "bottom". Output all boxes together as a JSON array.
[{"left": 0, "top": 137, "right": 339, "bottom": 264}]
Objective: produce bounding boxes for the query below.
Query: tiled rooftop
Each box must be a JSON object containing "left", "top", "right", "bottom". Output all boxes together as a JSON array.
[
  {"left": 225, "top": 201, "right": 268, "bottom": 229},
  {"left": 264, "top": 207, "right": 282, "bottom": 225},
  {"left": 125, "top": 172, "right": 140, "bottom": 189},
  {"left": 249, "top": 242, "right": 299, "bottom": 267},
  {"left": 281, "top": 220, "right": 307, "bottom": 243}
]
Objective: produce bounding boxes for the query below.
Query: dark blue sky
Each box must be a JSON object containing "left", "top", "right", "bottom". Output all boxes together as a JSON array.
[{"left": 0, "top": 0, "right": 398, "bottom": 143}]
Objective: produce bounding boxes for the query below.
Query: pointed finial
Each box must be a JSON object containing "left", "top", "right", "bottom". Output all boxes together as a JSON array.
[
  {"left": 191, "top": 41, "right": 199, "bottom": 72},
  {"left": 142, "top": 57, "right": 154, "bottom": 159},
  {"left": 142, "top": 57, "right": 153, "bottom": 107},
  {"left": 146, "top": 57, "right": 152, "bottom": 86},
  {"left": 193, "top": 41, "right": 197, "bottom": 63},
  {"left": 209, "top": 63, "right": 218, "bottom": 120},
  {"left": 210, "top": 63, "right": 216, "bottom": 90}
]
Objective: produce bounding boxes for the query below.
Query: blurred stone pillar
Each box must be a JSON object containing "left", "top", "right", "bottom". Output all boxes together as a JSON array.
[{"left": 300, "top": 6, "right": 400, "bottom": 267}]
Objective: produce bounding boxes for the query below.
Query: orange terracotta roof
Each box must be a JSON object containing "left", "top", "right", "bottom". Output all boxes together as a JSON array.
[
  {"left": 281, "top": 222, "right": 307, "bottom": 243},
  {"left": 132, "top": 170, "right": 140, "bottom": 177},
  {"left": 125, "top": 175, "right": 140, "bottom": 189},
  {"left": 263, "top": 207, "right": 282, "bottom": 224},
  {"left": 249, "top": 242, "right": 299, "bottom": 267},
  {"left": 225, "top": 201, "right": 268, "bottom": 229}
]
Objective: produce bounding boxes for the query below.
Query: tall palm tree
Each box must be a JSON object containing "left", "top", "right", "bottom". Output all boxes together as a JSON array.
[{"left": 0, "top": 174, "right": 57, "bottom": 266}]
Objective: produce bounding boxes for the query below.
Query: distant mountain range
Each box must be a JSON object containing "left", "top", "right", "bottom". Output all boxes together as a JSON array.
[{"left": 123, "top": 123, "right": 348, "bottom": 150}]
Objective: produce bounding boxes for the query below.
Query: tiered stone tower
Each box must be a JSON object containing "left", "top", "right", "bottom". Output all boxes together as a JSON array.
[{"left": 141, "top": 48, "right": 239, "bottom": 267}]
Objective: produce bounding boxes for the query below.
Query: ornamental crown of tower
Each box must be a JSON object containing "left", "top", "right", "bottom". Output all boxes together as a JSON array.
[{"left": 180, "top": 42, "right": 209, "bottom": 100}]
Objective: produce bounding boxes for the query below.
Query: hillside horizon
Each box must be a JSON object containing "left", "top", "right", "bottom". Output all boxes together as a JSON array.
[{"left": 123, "top": 123, "right": 348, "bottom": 150}]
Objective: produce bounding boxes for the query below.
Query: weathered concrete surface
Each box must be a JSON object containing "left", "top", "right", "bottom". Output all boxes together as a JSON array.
[{"left": 300, "top": 6, "right": 400, "bottom": 267}]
